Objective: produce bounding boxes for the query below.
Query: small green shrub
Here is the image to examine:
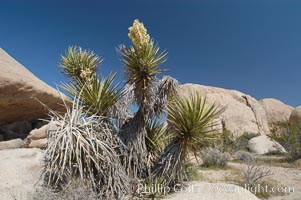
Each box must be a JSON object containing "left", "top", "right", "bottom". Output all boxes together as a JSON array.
[
  {"left": 217, "top": 130, "right": 235, "bottom": 152},
  {"left": 201, "top": 147, "right": 230, "bottom": 167},
  {"left": 218, "top": 131, "right": 259, "bottom": 153},
  {"left": 269, "top": 123, "right": 301, "bottom": 161}
]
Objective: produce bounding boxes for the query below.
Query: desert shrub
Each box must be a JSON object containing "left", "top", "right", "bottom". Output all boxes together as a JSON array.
[
  {"left": 234, "top": 132, "right": 259, "bottom": 151},
  {"left": 217, "top": 130, "right": 236, "bottom": 152},
  {"left": 269, "top": 123, "right": 301, "bottom": 161},
  {"left": 218, "top": 131, "right": 259, "bottom": 153},
  {"left": 201, "top": 147, "right": 231, "bottom": 167},
  {"left": 235, "top": 150, "right": 254, "bottom": 162},
  {"left": 243, "top": 158, "right": 272, "bottom": 188}
]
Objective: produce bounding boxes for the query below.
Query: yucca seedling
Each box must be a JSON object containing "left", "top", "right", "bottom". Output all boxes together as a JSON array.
[
  {"left": 152, "top": 92, "right": 223, "bottom": 185},
  {"left": 44, "top": 95, "right": 129, "bottom": 199}
]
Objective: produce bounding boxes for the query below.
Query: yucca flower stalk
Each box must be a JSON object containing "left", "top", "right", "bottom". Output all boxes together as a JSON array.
[{"left": 152, "top": 92, "right": 223, "bottom": 185}]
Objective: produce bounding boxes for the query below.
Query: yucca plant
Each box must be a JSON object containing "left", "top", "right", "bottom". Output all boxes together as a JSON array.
[
  {"left": 60, "top": 46, "right": 121, "bottom": 118},
  {"left": 118, "top": 20, "right": 178, "bottom": 179},
  {"left": 152, "top": 92, "right": 223, "bottom": 185},
  {"left": 44, "top": 96, "right": 129, "bottom": 199},
  {"left": 51, "top": 20, "right": 180, "bottom": 198}
]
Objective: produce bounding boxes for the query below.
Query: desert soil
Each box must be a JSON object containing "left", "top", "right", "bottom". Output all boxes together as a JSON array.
[{"left": 164, "top": 160, "right": 301, "bottom": 200}]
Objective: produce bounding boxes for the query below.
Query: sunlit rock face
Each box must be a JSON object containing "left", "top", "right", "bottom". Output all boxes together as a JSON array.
[
  {"left": 259, "top": 98, "right": 294, "bottom": 129},
  {"left": 0, "top": 48, "right": 65, "bottom": 125}
]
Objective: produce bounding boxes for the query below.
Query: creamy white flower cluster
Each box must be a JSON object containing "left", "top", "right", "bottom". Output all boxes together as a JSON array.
[
  {"left": 80, "top": 68, "right": 92, "bottom": 81},
  {"left": 128, "top": 19, "right": 150, "bottom": 49}
]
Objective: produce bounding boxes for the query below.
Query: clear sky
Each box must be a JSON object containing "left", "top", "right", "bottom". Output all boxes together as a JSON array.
[{"left": 0, "top": 0, "right": 300, "bottom": 107}]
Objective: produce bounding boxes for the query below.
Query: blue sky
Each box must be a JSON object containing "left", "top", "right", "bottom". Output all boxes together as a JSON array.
[{"left": 0, "top": 0, "right": 300, "bottom": 106}]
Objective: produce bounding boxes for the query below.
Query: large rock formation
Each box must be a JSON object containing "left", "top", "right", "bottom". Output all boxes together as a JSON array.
[
  {"left": 180, "top": 84, "right": 270, "bottom": 136},
  {"left": 0, "top": 48, "right": 65, "bottom": 125},
  {"left": 289, "top": 106, "right": 301, "bottom": 125},
  {"left": 259, "top": 98, "right": 294, "bottom": 128},
  {"left": 0, "top": 148, "right": 43, "bottom": 200}
]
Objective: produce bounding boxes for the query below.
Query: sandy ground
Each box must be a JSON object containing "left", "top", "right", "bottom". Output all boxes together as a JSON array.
[
  {"left": 229, "top": 163, "right": 301, "bottom": 200},
  {"left": 164, "top": 161, "right": 301, "bottom": 200},
  {"left": 0, "top": 148, "right": 44, "bottom": 200},
  {"left": 263, "top": 166, "right": 301, "bottom": 200},
  {"left": 162, "top": 181, "right": 260, "bottom": 200}
]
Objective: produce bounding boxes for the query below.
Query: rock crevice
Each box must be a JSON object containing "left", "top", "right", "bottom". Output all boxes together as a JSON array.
[{"left": 242, "top": 95, "right": 270, "bottom": 135}]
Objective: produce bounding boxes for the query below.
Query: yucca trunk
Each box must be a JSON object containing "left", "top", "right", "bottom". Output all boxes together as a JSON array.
[
  {"left": 120, "top": 107, "right": 149, "bottom": 179},
  {"left": 152, "top": 139, "right": 187, "bottom": 186}
]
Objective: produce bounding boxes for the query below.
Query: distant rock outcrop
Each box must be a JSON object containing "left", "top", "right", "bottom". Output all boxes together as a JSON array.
[
  {"left": 259, "top": 98, "right": 294, "bottom": 128},
  {"left": 289, "top": 106, "right": 301, "bottom": 125},
  {"left": 0, "top": 48, "right": 65, "bottom": 125},
  {"left": 180, "top": 84, "right": 271, "bottom": 136}
]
